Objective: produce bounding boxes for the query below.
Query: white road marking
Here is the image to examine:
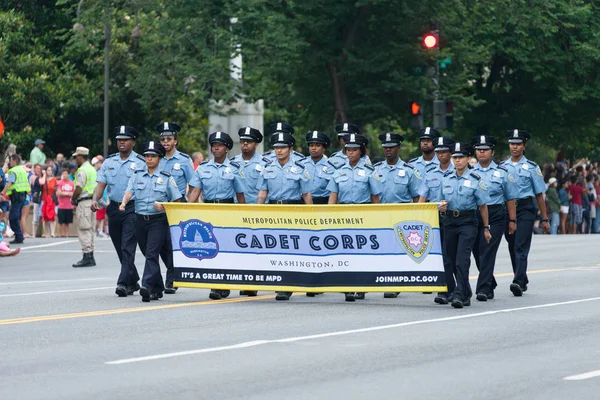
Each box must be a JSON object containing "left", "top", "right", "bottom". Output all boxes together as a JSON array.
[
  {"left": 0, "top": 278, "right": 112, "bottom": 285},
  {"left": 106, "top": 296, "right": 600, "bottom": 365},
  {"left": 0, "top": 287, "right": 114, "bottom": 297},
  {"left": 18, "top": 240, "right": 78, "bottom": 250},
  {"left": 564, "top": 370, "right": 600, "bottom": 381}
]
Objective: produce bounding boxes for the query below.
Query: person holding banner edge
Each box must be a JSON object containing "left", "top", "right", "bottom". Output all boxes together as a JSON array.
[
  {"left": 189, "top": 131, "right": 246, "bottom": 301},
  {"left": 437, "top": 142, "right": 491, "bottom": 309},
  {"left": 327, "top": 133, "right": 381, "bottom": 302},
  {"left": 120, "top": 141, "right": 182, "bottom": 302}
]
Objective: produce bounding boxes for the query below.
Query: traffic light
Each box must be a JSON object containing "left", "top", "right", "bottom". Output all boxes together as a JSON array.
[
  {"left": 433, "top": 100, "right": 446, "bottom": 129},
  {"left": 409, "top": 102, "right": 423, "bottom": 129},
  {"left": 410, "top": 102, "right": 421, "bottom": 116},
  {"left": 423, "top": 33, "right": 438, "bottom": 49}
]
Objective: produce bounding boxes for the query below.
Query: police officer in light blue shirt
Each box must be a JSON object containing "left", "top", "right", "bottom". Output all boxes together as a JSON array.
[
  {"left": 92, "top": 125, "right": 145, "bottom": 298},
  {"left": 328, "top": 123, "right": 371, "bottom": 169},
  {"left": 438, "top": 142, "right": 491, "bottom": 309},
  {"left": 301, "top": 130, "right": 334, "bottom": 204},
  {"left": 262, "top": 122, "right": 306, "bottom": 163},
  {"left": 471, "top": 135, "right": 518, "bottom": 301},
  {"left": 418, "top": 137, "right": 455, "bottom": 203},
  {"left": 120, "top": 141, "right": 181, "bottom": 302},
  {"left": 500, "top": 129, "right": 549, "bottom": 297},
  {"left": 189, "top": 131, "right": 246, "bottom": 205},
  {"left": 327, "top": 133, "right": 381, "bottom": 303},
  {"left": 156, "top": 122, "right": 194, "bottom": 201},
  {"left": 232, "top": 126, "right": 265, "bottom": 205},
  {"left": 409, "top": 127, "right": 441, "bottom": 179}
]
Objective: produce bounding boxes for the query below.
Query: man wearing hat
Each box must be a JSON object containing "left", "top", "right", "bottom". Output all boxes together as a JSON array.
[
  {"left": 1, "top": 154, "right": 30, "bottom": 244},
  {"left": 263, "top": 122, "right": 306, "bottom": 162},
  {"left": 156, "top": 122, "right": 194, "bottom": 201},
  {"left": 471, "top": 135, "right": 518, "bottom": 301},
  {"left": 328, "top": 123, "right": 371, "bottom": 169},
  {"left": 437, "top": 142, "right": 491, "bottom": 308},
  {"left": 119, "top": 141, "right": 182, "bottom": 302},
  {"left": 71, "top": 147, "right": 97, "bottom": 268},
  {"left": 189, "top": 132, "right": 246, "bottom": 300},
  {"left": 92, "top": 126, "right": 145, "bottom": 297},
  {"left": 232, "top": 126, "right": 266, "bottom": 205},
  {"left": 301, "top": 130, "right": 334, "bottom": 204},
  {"left": 374, "top": 132, "right": 422, "bottom": 299},
  {"left": 500, "top": 129, "right": 549, "bottom": 297},
  {"left": 410, "top": 127, "right": 441, "bottom": 180},
  {"left": 30, "top": 139, "right": 47, "bottom": 167}
]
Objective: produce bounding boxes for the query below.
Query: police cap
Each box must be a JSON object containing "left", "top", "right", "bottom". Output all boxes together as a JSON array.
[
  {"left": 419, "top": 127, "right": 441, "bottom": 140},
  {"left": 506, "top": 129, "right": 531, "bottom": 143},
  {"left": 343, "top": 133, "right": 369, "bottom": 148},
  {"left": 156, "top": 122, "right": 181, "bottom": 136},
  {"left": 305, "top": 131, "right": 331, "bottom": 147},
  {"left": 472, "top": 135, "right": 497, "bottom": 150},
  {"left": 114, "top": 125, "right": 139, "bottom": 140},
  {"left": 238, "top": 126, "right": 263, "bottom": 143},
  {"left": 142, "top": 140, "right": 166, "bottom": 157},
  {"left": 450, "top": 142, "right": 473, "bottom": 157},
  {"left": 378, "top": 132, "right": 404, "bottom": 147},
  {"left": 434, "top": 136, "right": 456, "bottom": 152},
  {"left": 209, "top": 131, "right": 234, "bottom": 150},
  {"left": 335, "top": 122, "right": 361, "bottom": 137},
  {"left": 271, "top": 131, "right": 296, "bottom": 147},
  {"left": 270, "top": 122, "right": 294, "bottom": 135}
]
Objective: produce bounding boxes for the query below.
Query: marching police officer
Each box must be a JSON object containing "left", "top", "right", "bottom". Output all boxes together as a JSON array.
[
  {"left": 257, "top": 131, "right": 313, "bottom": 301},
  {"left": 328, "top": 123, "right": 371, "bottom": 169},
  {"left": 189, "top": 131, "right": 246, "bottom": 301},
  {"left": 263, "top": 122, "right": 306, "bottom": 162},
  {"left": 327, "top": 133, "right": 381, "bottom": 302},
  {"left": 410, "top": 127, "right": 441, "bottom": 180},
  {"left": 1, "top": 154, "right": 30, "bottom": 244},
  {"left": 157, "top": 122, "right": 194, "bottom": 201},
  {"left": 438, "top": 142, "right": 491, "bottom": 308},
  {"left": 471, "top": 135, "right": 518, "bottom": 301},
  {"left": 302, "top": 131, "right": 333, "bottom": 204},
  {"left": 501, "top": 129, "right": 549, "bottom": 296},
  {"left": 92, "top": 126, "right": 145, "bottom": 297},
  {"left": 71, "top": 147, "right": 97, "bottom": 268},
  {"left": 374, "top": 132, "right": 421, "bottom": 299},
  {"left": 119, "top": 141, "right": 182, "bottom": 302},
  {"left": 232, "top": 126, "right": 265, "bottom": 204}
]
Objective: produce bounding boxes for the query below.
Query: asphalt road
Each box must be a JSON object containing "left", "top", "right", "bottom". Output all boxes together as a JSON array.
[{"left": 1, "top": 234, "right": 599, "bottom": 400}]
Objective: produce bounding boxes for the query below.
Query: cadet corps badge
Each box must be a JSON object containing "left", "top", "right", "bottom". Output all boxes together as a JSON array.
[
  {"left": 179, "top": 219, "right": 219, "bottom": 260},
  {"left": 394, "top": 221, "right": 433, "bottom": 264}
]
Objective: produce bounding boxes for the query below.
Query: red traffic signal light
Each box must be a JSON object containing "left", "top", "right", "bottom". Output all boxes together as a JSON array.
[
  {"left": 410, "top": 102, "right": 421, "bottom": 115},
  {"left": 423, "top": 34, "right": 437, "bottom": 49}
]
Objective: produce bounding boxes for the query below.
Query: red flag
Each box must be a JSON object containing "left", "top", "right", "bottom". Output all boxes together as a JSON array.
[{"left": 0, "top": 118, "right": 4, "bottom": 138}]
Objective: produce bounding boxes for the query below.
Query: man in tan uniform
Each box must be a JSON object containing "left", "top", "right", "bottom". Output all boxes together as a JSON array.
[{"left": 71, "top": 147, "right": 97, "bottom": 267}]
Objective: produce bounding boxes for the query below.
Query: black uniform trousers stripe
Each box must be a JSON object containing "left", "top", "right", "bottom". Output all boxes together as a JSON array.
[
  {"left": 504, "top": 203, "right": 535, "bottom": 287},
  {"left": 443, "top": 215, "right": 478, "bottom": 301},
  {"left": 135, "top": 214, "right": 169, "bottom": 294},
  {"left": 473, "top": 205, "right": 505, "bottom": 296},
  {"left": 107, "top": 202, "right": 139, "bottom": 287}
]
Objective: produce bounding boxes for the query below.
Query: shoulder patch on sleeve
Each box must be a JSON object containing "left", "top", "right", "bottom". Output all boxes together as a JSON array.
[
  {"left": 160, "top": 171, "right": 171, "bottom": 177},
  {"left": 470, "top": 172, "right": 481, "bottom": 180},
  {"left": 230, "top": 161, "right": 241, "bottom": 169},
  {"left": 364, "top": 164, "right": 374, "bottom": 171},
  {"left": 136, "top": 154, "right": 145, "bottom": 162}
]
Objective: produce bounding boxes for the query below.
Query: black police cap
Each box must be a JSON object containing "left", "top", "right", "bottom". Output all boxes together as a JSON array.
[
  {"left": 156, "top": 122, "right": 181, "bottom": 136},
  {"left": 472, "top": 135, "right": 497, "bottom": 149},
  {"left": 271, "top": 131, "right": 295, "bottom": 147},
  {"left": 419, "top": 127, "right": 441, "bottom": 140},
  {"left": 506, "top": 129, "right": 531, "bottom": 143},
  {"left": 434, "top": 136, "right": 456, "bottom": 152},
  {"left": 209, "top": 131, "right": 234, "bottom": 150},
  {"left": 450, "top": 142, "right": 474, "bottom": 157},
  {"left": 238, "top": 126, "right": 263, "bottom": 143},
  {"left": 141, "top": 140, "right": 166, "bottom": 157},
  {"left": 305, "top": 131, "right": 331, "bottom": 147},
  {"left": 335, "top": 123, "right": 361, "bottom": 136},
  {"left": 378, "top": 132, "right": 404, "bottom": 147},
  {"left": 114, "top": 125, "right": 139, "bottom": 140},
  {"left": 343, "top": 133, "right": 369, "bottom": 148},
  {"left": 270, "top": 122, "right": 294, "bottom": 135}
]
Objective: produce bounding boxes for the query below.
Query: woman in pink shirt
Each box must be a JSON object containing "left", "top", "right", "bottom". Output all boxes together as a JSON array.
[{"left": 56, "top": 169, "right": 75, "bottom": 238}]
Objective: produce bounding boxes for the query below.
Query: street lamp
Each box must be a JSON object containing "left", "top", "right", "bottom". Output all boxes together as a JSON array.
[{"left": 73, "top": 0, "right": 141, "bottom": 158}]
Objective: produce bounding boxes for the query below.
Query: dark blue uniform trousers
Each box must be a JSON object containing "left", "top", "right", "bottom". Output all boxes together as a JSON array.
[
  {"left": 443, "top": 214, "right": 478, "bottom": 301},
  {"left": 504, "top": 200, "right": 535, "bottom": 288},
  {"left": 159, "top": 230, "right": 175, "bottom": 287},
  {"left": 107, "top": 202, "right": 139, "bottom": 288},
  {"left": 473, "top": 204, "right": 506, "bottom": 296},
  {"left": 136, "top": 213, "right": 169, "bottom": 294},
  {"left": 8, "top": 194, "right": 25, "bottom": 241}
]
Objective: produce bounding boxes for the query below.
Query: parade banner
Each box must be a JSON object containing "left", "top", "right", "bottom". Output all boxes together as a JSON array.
[{"left": 165, "top": 203, "right": 446, "bottom": 293}]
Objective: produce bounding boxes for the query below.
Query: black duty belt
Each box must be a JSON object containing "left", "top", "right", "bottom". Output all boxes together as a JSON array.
[
  {"left": 515, "top": 197, "right": 533, "bottom": 206},
  {"left": 487, "top": 204, "right": 505, "bottom": 210},
  {"left": 136, "top": 213, "right": 166, "bottom": 221},
  {"left": 312, "top": 196, "right": 330, "bottom": 204},
  {"left": 111, "top": 200, "right": 134, "bottom": 207},
  {"left": 340, "top": 201, "right": 372, "bottom": 205},
  {"left": 440, "top": 210, "right": 476, "bottom": 217},
  {"left": 268, "top": 199, "right": 303, "bottom": 204},
  {"left": 204, "top": 198, "right": 234, "bottom": 203}
]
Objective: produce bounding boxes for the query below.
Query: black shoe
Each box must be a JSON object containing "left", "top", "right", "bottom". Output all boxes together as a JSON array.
[
  {"left": 88, "top": 252, "right": 96, "bottom": 266},
  {"left": 72, "top": 253, "right": 95, "bottom": 268},
  {"left": 220, "top": 290, "right": 230, "bottom": 298},
  {"left": 451, "top": 298, "right": 464, "bottom": 308},
  {"left": 149, "top": 292, "right": 161, "bottom": 300},
  {"left": 434, "top": 293, "right": 449, "bottom": 305},
  {"left": 510, "top": 283, "right": 523, "bottom": 297},
  {"left": 383, "top": 292, "right": 399, "bottom": 298},
  {"left": 463, "top": 298, "right": 471, "bottom": 307},
  {"left": 355, "top": 292, "right": 366, "bottom": 300},
  {"left": 522, "top": 285, "right": 528, "bottom": 292},
  {"left": 115, "top": 285, "right": 128, "bottom": 297},
  {"left": 476, "top": 293, "right": 488, "bottom": 302},
  {"left": 10, "top": 239, "right": 23, "bottom": 244},
  {"left": 345, "top": 293, "right": 355, "bottom": 302},
  {"left": 306, "top": 292, "right": 316, "bottom": 297},
  {"left": 126, "top": 283, "right": 140, "bottom": 296},
  {"left": 140, "top": 287, "right": 151, "bottom": 302},
  {"left": 487, "top": 291, "right": 494, "bottom": 300},
  {"left": 422, "top": 292, "right": 432, "bottom": 294},
  {"left": 164, "top": 287, "right": 178, "bottom": 294},
  {"left": 209, "top": 289, "right": 222, "bottom": 300},
  {"left": 275, "top": 292, "right": 290, "bottom": 301}
]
